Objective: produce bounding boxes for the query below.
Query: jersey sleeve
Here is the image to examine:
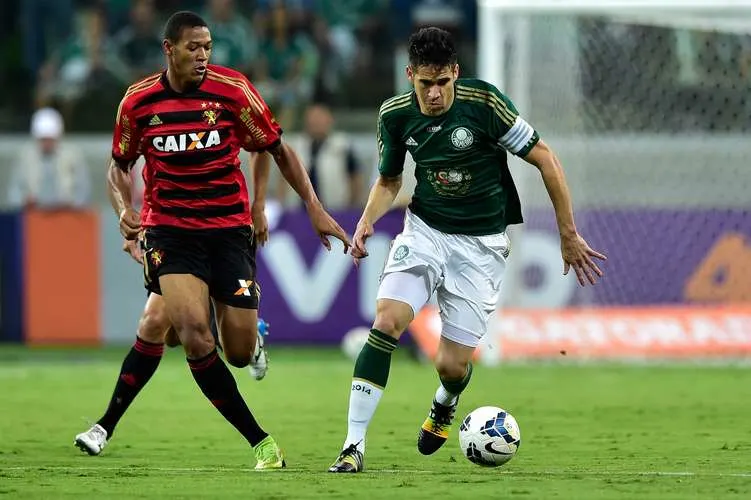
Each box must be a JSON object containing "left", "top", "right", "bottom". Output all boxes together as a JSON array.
[
  {"left": 377, "top": 112, "right": 407, "bottom": 177},
  {"left": 486, "top": 85, "right": 540, "bottom": 157},
  {"left": 111, "top": 95, "right": 142, "bottom": 163},
  {"left": 234, "top": 77, "right": 283, "bottom": 152}
]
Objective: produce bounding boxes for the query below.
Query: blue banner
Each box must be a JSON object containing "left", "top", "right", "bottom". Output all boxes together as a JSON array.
[{"left": 0, "top": 211, "right": 23, "bottom": 342}]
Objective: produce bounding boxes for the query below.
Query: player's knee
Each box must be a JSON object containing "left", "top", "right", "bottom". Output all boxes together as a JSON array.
[
  {"left": 435, "top": 354, "right": 469, "bottom": 381},
  {"left": 173, "top": 318, "right": 215, "bottom": 358},
  {"left": 225, "top": 352, "right": 251, "bottom": 368},
  {"left": 222, "top": 338, "right": 252, "bottom": 368},
  {"left": 137, "top": 308, "right": 170, "bottom": 344},
  {"left": 372, "top": 300, "right": 412, "bottom": 338}
]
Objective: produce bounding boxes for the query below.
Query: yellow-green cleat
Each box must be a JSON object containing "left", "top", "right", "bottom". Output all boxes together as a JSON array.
[
  {"left": 328, "top": 443, "right": 364, "bottom": 473},
  {"left": 253, "top": 435, "right": 286, "bottom": 470},
  {"left": 417, "top": 399, "right": 457, "bottom": 455}
]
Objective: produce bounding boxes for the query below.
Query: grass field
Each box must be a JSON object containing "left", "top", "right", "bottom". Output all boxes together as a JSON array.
[{"left": 1, "top": 346, "right": 750, "bottom": 499}]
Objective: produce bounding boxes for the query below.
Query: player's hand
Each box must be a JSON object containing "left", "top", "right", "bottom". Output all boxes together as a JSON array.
[
  {"left": 251, "top": 202, "right": 269, "bottom": 247},
  {"left": 351, "top": 217, "right": 374, "bottom": 263},
  {"left": 561, "top": 232, "right": 607, "bottom": 286},
  {"left": 122, "top": 238, "right": 144, "bottom": 264},
  {"left": 119, "top": 207, "right": 141, "bottom": 240},
  {"left": 306, "top": 202, "right": 351, "bottom": 253}
]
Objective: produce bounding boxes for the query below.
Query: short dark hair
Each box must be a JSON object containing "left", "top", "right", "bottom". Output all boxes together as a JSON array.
[
  {"left": 163, "top": 11, "right": 208, "bottom": 43},
  {"left": 408, "top": 27, "right": 457, "bottom": 68}
]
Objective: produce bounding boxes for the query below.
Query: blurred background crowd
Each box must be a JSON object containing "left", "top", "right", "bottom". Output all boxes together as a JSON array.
[
  {"left": 1, "top": 0, "right": 751, "bottom": 212},
  {"left": 0, "top": 0, "right": 478, "bottom": 134}
]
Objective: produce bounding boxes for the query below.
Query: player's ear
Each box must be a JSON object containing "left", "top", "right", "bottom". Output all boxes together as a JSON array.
[
  {"left": 453, "top": 64, "right": 460, "bottom": 79},
  {"left": 162, "top": 39, "right": 172, "bottom": 56},
  {"left": 406, "top": 65, "right": 414, "bottom": 84}
]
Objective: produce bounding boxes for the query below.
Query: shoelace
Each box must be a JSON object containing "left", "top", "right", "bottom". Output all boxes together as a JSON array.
[
  {"left": 337, "top": 442, "right": 361, "bottom": 463},
  {"left": 429, "top": 404, "right": 455, "bottom": 431}
]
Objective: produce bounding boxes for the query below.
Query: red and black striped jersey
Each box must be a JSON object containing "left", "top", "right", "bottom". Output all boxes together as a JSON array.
[{"left": 111, "top": 64, "right": 281, "bottom": 229}]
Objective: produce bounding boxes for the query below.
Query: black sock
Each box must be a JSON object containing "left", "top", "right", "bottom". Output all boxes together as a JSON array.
[
  {"left": 188, "top": 349, "right": 268, "bottom": 447},
  {"left": 97, "top": 337, "right": 163, "bottom": 436}
]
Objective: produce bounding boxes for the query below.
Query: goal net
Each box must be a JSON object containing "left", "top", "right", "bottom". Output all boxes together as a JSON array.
[
  {"left": 400, "top": 0, "right": 751, "bottom": 362},
  {"left": 474, "top": 0, "right": 751, "bottom": 310}
]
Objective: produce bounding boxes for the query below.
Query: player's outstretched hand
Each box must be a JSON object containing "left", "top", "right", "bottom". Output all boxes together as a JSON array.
[
  {"left": 351, "top": 218, "right": 374, "bottom": 263},
  {"left": 307, "top": 203, "right": 351, "bottom": 253},
  {"left": 561, "top": 232, "right": 607, "bottom": 286},
  {"left": 122, "top": 238, "right": 144, "bottom": 264},
  {"left": 251, "top": 202, "right": 269, "bottom": 247},
  {"left": 119, "top": 208, "right": 141, "bottom": 240}
]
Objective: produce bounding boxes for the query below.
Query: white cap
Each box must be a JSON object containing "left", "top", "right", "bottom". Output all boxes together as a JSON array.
[{"left": 31, "top": 107, "right": 64, "bottom": 139}]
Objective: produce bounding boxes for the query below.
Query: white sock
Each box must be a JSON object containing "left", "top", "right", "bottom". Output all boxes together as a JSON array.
[
  {"left": 343, "top": 379, "right": 383, "bottom": 454},
  {"left": 434, "top": 384, "right": 458, "bottom": 407}
]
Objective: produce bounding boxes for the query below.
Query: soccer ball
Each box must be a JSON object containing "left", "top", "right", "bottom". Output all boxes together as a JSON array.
[
  {"left": 340, "top": 326, "right": 370, "bottom": 360},
  {"left": 458, "top": 406, "right": 521, "bottom": 467}
]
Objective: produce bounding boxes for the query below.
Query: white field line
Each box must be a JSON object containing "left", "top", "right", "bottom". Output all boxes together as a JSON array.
[{"left": 3, "top": 466, "right": 751, "bottom": 478}]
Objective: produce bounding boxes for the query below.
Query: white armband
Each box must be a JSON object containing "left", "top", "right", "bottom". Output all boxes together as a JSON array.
[{"left": 498, "top": 117, "right": 535, "bottom": 155}]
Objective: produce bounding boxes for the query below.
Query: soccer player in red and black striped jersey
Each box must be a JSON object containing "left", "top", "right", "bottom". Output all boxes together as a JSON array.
[{"left": 74, "top": 11, "right": 350, "bottom": 469}]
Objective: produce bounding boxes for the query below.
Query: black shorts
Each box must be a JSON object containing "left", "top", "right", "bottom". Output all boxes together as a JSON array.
[{"left": 142, "top": 225, "right": 259, "bottom": 309}]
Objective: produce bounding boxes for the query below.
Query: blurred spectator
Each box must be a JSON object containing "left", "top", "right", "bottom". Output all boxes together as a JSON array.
[
  {"left": 110, "top": 0, "right": 164, "bottom": 83},
  {"left": 21, "top": 0, "right": 74, "bottom": 81},
  {"left": 34, "top": 5, "right": 115, "bottom": 111},
  {"left": 7, "top": 108, "right": 90, "bottom": 209},
  {"left": 255, "top": 0, "right": 317, "bottom": 128},
  {"left": 277, "top": 103, "right": 362, "bottom": 209},
  {"left": 202, "top": 0, "right": 258, "bottom": 75},
  {"left": 313, "top": 0, "right": 387, "bottom": 73}
]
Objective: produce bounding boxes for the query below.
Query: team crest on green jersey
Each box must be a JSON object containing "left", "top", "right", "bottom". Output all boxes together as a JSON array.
[
  {"left": 428, "top": 167, "right": 473, "bottom": 197},
  {"left": 450, "top": 127, "right": 474, "bottom": 149}
]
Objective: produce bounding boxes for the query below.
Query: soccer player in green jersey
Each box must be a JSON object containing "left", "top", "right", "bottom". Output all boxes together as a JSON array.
[{"left": 328, "top": 27, "right": 607, "bottom": 473}]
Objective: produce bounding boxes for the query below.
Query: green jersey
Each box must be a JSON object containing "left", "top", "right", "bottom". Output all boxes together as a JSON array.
[{"left": 378, "top": 78, "right": 539, "bottom": 236}]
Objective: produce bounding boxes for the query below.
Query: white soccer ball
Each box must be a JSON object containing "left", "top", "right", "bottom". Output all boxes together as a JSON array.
[
  {"left": 458, "top": 406, "right": 521, "bottom": 467},
  {"left": 340, "top": 326, "right": 370, "bottom": 360}
]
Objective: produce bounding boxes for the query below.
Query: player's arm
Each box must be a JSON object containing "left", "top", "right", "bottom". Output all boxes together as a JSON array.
[
  {"left": 351, "top": 112, "right": 407, "bottom": 260},
  {"left": 522, "top": 141, "right": 575, "bottom": 239},
  {"left": 522, "top": 140, "right": 606, "bottom": 285},
  {"left": 250, "top": 151, "right": 271, "bottom": 245},
  {"left": 235, "top": 77, "right": 349, "bottom": 251},
  {"left": 108, "top": 96, "right": 142, "bottom": 240},
  {"left": 267, "top": 142, "right": 320, "bottom": 209}
]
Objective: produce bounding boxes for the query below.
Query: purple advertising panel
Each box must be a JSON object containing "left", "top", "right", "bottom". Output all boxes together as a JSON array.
[
  {"left": 522, "top": 209, "right": 751, "bottom": 307},
  {"left": 257, "top": 208, "right": 751, "bottom": 344},
  {"left": 256, "top": 208, "right": 405, "bottom": 343}
]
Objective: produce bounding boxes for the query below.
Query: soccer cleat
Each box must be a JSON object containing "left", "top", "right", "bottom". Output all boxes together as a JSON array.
[
  {"left": 74, "top": 424, "right": 109, "bottom": 456},
  {"left": 328, "top": 443, "right": 364, "bottom": 473},
  {"left": 248, "top": 319, "right": 269, "bottom": 381},
  {"left": 417, "top": 399, "right": 458, "bottom": 455},
  {"left": 253, "top": 435, "right": 286, "bottom": 470}
]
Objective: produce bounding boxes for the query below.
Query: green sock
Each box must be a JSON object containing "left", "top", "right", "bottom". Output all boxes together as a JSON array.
[
  {"left": 435, "top": 363, "right": 473, "bottom": 406},
  {"left": 352, "top": 329, "right": 399, "bottom": 388}
]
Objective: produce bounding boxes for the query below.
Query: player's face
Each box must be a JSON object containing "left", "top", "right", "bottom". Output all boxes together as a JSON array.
[
  {"left": 408, "top": 64, "right": 459, "bottom": 116},
  {"left": 164, "top": 26, "right": 212, "bottom": 84}
]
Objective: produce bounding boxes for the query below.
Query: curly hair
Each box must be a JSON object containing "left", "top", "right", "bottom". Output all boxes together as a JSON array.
[{"left": 408, "top": 27, "right": 457, "bottom": 68}]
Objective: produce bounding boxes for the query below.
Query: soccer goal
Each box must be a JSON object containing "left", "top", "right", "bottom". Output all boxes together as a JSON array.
[{"left": 473, "top": 0, "right": 751, "bottom": 308}]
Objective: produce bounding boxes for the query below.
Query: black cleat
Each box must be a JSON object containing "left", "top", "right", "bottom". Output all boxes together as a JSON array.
[
  {"left": 328, "top": 443, "right": 364, "bottom": 473},
  {"left": 417, "top": 399, "right": 457, "bottom": 455}
]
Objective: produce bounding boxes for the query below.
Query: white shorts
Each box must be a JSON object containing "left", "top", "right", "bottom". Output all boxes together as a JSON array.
[{"left": 377, "top": 210, "right": 509, "bottom": 348}]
